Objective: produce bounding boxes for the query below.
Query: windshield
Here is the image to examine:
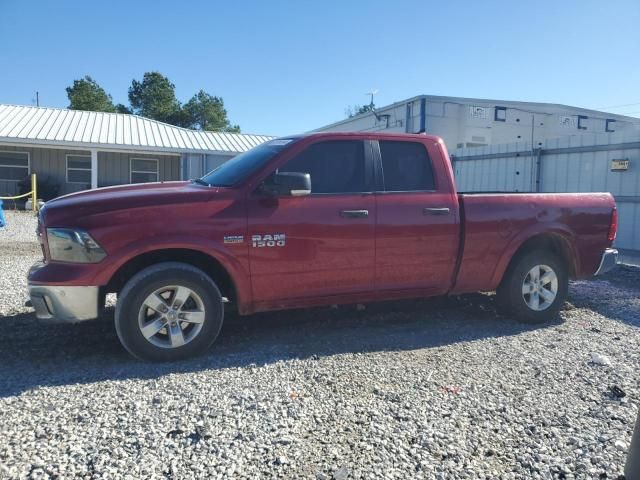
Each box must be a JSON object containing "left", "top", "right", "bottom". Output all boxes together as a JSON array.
[{"left": 200, "top": 138, "right": 299, "bottom": 187}]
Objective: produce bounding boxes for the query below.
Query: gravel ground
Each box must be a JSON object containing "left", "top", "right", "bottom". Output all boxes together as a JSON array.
[
  {"left": 0, "top": 211, "right": 40, "bottom": 316},
  {"left": 0, "top": 211, "right": 638, "bottom": 479}
]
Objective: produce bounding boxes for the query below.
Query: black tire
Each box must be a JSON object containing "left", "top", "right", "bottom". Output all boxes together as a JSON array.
[
  {"left": 115, "top": 262, "right": 224, "bottom": 361},
  {"left": 496, "top": 250, "right": 568, "bottom": 324}
]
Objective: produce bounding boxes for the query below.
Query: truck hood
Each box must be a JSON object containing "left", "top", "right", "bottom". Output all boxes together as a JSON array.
[{"left": 41, "top": 181, "right": 228, "bottom": 226}]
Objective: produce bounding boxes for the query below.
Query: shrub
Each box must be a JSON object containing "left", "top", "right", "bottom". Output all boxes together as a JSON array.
[{"left": 18, "top": 175, "right": 60, "bottom": 201}]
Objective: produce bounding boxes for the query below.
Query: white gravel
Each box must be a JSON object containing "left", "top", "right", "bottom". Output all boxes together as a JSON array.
[
  {"left": 0, "top": 210, "right": 40, "bottom": 316},
  {"left": 0, "top": 211, "right": 638, "bottom": 479}
]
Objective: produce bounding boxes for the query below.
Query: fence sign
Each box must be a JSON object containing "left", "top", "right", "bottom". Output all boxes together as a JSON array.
[{"left": 611, "top": 159, "right": 630, "bottom": 172}]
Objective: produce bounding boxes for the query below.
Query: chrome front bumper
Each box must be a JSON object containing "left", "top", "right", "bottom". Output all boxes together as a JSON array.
[
  {"left": 594, "top": 248, "right": 618, "bottom": 276},
  {"left": 28, "top": 285, "right": 99, "bottom": 323}
]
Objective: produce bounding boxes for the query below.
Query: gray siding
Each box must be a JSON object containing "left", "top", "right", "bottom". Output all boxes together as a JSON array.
[
  {"left": 0, "top": 145, "right": 91, "bottom": 197},
  {"left": 0, "top": 144, "right": 182, "bottom": 199},
  {"left": 97, "top": 152, "right": 180, "bottom": 187},
  {"left": 182, "top": 153, "right": 235, "bottom": 179}
]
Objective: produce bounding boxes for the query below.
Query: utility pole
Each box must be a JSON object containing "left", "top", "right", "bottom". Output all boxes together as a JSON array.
[
  {"left": 531, "top": 111, "right": 536, "bottom": 192},
  {"left": 626, "top": 410, "right": 640, "bottom": 479},
  {"left": 35, "top": 92, "right": 39, "bottom": 107},
  {"left": 365, "top": 89, "right": 378, "bottom": 109}
]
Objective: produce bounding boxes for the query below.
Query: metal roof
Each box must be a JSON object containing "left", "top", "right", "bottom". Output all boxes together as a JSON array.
[
  {"left": 0, "top": 104, "right": 274, "bottom": 155},
  {"left": 315, "top": 94, "right": 640, "bottom": 131}
]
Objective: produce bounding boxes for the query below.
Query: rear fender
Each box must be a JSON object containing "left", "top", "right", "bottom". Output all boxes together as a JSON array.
[{"left": 490, "top": 223, "right": 578, "bottom": 289}]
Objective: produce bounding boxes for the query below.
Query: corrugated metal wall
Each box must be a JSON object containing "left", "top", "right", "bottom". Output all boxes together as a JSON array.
[
  {"left": 98, "top": 152, "right": 180, "bottom": 187},
  {"left": 452, "top": 141, "right": 537, "bottom": 192},
  {"left": 182, "top": 153, "right": 236, "bottom": 179},
  {"left": 0, "top": 145, "right": 91, "bottom": 196},
  {"left": 0, "top": 145, "right": 182, "bottom": 199},
  {"left": 452, "top": 131, "right": 640, "bottom": 251}
]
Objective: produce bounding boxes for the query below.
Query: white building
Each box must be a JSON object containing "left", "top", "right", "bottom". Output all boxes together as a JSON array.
[{"left": 314, "top": 95, "right": 640, "bottom": 149}]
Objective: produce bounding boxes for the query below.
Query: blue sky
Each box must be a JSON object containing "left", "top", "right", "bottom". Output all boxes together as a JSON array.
[{"left": 1, "top": 0, "right": 639, "bottom": 136}]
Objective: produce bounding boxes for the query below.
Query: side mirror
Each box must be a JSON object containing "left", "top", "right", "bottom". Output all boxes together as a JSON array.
[{"left": 263, "top": 171, "right": 311, "bottom": 197}]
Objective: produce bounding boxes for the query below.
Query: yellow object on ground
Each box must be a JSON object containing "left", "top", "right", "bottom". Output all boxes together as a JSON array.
[{"left": 0, "top": 174, "right": 37, "bottom": 211}]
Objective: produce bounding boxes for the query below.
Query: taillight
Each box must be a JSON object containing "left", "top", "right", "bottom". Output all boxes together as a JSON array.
[{"left": 608, "top": 208, "right": 618, "bottom": 243}]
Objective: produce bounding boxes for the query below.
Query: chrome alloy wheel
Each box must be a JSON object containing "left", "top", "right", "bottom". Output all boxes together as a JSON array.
[
  {"left": 521, "top": 264, "right": 558, "bottom": 311},
  {"left": 138, "top": 285, "right": 206, "bottom": 349}
]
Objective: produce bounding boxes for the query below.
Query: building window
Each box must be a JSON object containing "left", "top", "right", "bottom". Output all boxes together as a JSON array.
[
  {"left": 606, "top": 119, "right": 616, "bottom": 132},
  {"left": 0, "top": 151, "right": 29, "bottom": 181},
  {"left": 66, "top": 154, "right": 92, "bottom": 184},
  {"left": 494, "top": 106, "right": 507, "bottom": 122},
  {"left": 130, "top": 158, "right": 159, "bottom": 183},
  {"left": 578, "top": 115, "right": 588, "bottom": 130}
]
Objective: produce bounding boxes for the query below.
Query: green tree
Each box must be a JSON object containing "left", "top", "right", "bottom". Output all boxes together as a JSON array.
[
  {"left": 167, "top": 108, "right": 193, "bottom": 129},
  {"left": 183, "top": 90, "right": 240, "bottom": 132},
  {"left": 115, "top": 103, "right": 132, "bottom": 114},
  {"left": 66, "top": 76, "right": 117, "bottom": 112},
  {"left": 345, "top": 103, "right": 375, "bottom": 118},
  {"left": 128, "top": 72, "right": 181, "bottom": 124}
]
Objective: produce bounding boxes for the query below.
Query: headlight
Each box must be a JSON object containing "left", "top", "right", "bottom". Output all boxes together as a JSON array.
[{"left": 46, "top": 228, "right": 106, "bottom": 263}]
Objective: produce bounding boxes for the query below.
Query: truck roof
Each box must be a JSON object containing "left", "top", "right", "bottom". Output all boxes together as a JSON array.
[{"left": 286, "top": 131, "right": 443, "bottom": 142}]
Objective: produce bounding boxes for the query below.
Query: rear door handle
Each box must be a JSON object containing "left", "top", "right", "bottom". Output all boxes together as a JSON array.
[
  {"left": 423, "top": 207, "right": 450, "bottom": 215},
  {"left": 340, "top": 209, "right": 369, "bottom": 218}
]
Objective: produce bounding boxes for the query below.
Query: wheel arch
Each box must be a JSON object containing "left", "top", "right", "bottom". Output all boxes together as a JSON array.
[
  {"left": 105, "top": 248, "right": 246, "bottom": 312},
  {"left": 493, "top": 230, "right": 579, "bottom": 288}
]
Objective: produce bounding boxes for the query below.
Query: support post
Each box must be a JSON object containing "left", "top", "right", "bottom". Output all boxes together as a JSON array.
[
  {"left": 91, "top": 150, "right": 98, "bottom": 189},
  {"left": 534, "top": 148, "right": 543, "bottom": 193},
  {"left": 626, "top": 409, "right": 640, "bottom": 479},
  {"left": 31, "top": 173, "right": 37, "bottom": 211}
]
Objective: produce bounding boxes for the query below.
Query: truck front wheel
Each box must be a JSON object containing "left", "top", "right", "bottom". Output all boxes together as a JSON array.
[
  {"left": 497, "top": 250, "right": 568, "bottom": 324},
  {"left": 115, "top": 262, "right": 224, "bottom": 361}
]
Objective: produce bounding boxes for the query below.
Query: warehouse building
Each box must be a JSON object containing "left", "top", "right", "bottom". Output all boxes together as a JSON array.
[
  {"left": 316, "top": 95, "right": 640, "bottom": 254},
  {"left": 315, "top": 95, "right": 640, "bottom": 149},
  {"left": 0, "top": 104, "right": 273, "bottom": 198}
]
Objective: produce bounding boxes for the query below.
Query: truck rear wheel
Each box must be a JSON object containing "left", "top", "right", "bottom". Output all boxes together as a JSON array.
[
  {"left": 497, "top": 250, "right": 568, "bottom": 324},
  {"left": 115, "top": 262, "right": 224, "bottom": 361}
]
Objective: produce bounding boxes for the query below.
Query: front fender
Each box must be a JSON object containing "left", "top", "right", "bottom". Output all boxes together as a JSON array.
[{"left": 95, "top": 234, "right": 252, "bottom": 310}]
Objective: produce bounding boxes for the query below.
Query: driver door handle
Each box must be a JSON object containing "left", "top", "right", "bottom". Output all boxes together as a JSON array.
[
  {"left": 340, "top": 209, "right": 369, "bottom": 218},
  {"left": 423, "top": 207, "right": 450, "bottom": 215}
]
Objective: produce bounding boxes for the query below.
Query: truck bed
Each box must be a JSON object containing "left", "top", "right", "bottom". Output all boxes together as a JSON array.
[{"left": 451, "top": 192, "right": 615, "bottom": 294}]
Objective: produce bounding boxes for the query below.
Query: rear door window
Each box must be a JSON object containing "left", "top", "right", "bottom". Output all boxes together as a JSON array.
[
  {"left": 280, "top": 140, "right": 367, "bottom": 194},
  {"left": 379, "top": 140, "right": 435, "bottom": 192}
]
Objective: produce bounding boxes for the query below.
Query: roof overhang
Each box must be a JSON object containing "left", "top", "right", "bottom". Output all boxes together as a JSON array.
[{"left": 0, "top": 137, "right": 240, "bottom": 156}]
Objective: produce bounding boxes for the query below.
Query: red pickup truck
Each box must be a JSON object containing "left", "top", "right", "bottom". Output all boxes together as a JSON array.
[{"left": 28, "top": 133, "right": 618, "bottom": 361}]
